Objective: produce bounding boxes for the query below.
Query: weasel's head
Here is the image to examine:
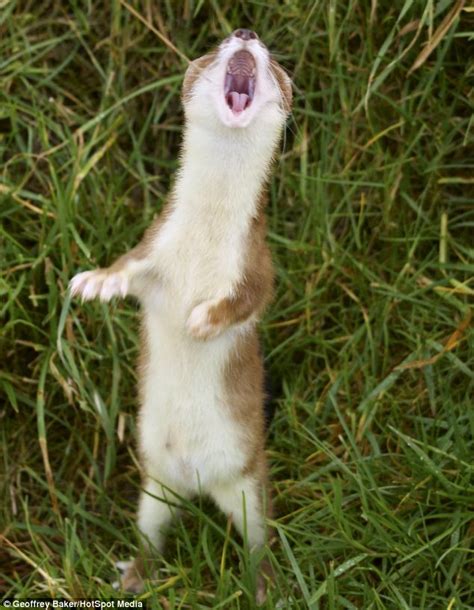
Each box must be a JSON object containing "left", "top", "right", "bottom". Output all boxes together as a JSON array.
[{"left": 182, "top": 30, "right": 292, "bottom": 131}]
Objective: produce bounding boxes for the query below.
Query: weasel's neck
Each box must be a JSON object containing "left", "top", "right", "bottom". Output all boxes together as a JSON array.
[{"left": 173, "top": 122, "right": 280, "bottom": 217}]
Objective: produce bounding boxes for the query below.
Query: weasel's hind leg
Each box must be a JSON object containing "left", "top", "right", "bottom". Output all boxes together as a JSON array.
[
  {"left": 210, "top": 474, "right": 274, "bottom": 605},
  {"left": 116, "top": 478, "right": 186, "bottom": 593}
]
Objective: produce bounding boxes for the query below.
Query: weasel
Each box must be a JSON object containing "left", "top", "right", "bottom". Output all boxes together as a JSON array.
[{"left": 70, "top": 28, "right": 292, "bottom": 603}]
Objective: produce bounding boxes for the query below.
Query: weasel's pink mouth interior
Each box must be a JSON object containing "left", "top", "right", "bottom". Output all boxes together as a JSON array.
[{"left": 224, "top": 50, "right": 256, "bottom": 114}]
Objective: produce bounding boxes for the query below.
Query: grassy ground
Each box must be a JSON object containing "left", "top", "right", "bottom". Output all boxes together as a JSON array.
[{"left": 1, "top": 1, "right": 473, "bottom": 608}]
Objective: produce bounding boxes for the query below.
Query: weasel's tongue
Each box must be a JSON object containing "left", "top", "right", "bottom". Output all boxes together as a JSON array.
[{"left": 228, "top": 91, "right": 249, "bottom": 113}]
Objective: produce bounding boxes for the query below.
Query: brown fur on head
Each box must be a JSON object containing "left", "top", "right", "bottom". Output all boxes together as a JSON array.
[
  {"left": 182, "top": 52, "right": 218, "bottom": 103},
  {"left": 180, "top": 31, "right": 292, "bottom": 129},
  {"left": 269, "top": 59, "right": 293, "bottom": 113}
]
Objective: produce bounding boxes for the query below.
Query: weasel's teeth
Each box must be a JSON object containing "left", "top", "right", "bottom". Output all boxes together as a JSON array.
[{"left": 226, "top": 50, "right": 256, "bottom": 78}]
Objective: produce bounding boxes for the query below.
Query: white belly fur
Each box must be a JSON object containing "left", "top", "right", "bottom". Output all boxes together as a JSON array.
[{"left": 139, "top": 311, "right": 248, "bottom": 493}]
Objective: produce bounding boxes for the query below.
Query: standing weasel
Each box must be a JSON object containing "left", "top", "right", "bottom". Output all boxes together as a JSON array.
[{"left": 70, "top": 28, "right": 292, "bottom": 602}]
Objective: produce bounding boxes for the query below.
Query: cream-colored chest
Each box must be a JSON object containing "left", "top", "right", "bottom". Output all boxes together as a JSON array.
[{"left": 153, "top": 204, "right": 249, "bottom": 306}]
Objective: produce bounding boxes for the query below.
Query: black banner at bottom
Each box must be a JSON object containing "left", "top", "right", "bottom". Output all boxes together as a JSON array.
[{"left": 1, "top": 601, "right": 146, "bottom": 610}]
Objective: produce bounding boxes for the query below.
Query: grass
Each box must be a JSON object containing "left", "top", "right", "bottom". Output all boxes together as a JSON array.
[{"left": 1, "top": 0, "right": 473, "bottom": 608}]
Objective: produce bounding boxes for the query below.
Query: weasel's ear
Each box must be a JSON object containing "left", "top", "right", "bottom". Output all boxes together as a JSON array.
[
  {"left": 270, "top": 60, "right": 293, "bottom": 114},
  {"left": 182, "top": 52, "right": 217, "bottom": 103}
]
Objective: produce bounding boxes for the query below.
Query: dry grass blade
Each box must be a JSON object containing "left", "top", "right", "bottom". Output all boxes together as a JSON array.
[
  {"left": 0, "top": 536, "right": 71, "bottom": 598},
  {"left": 396, "top": 309, "right": 472, "bottom": 370},
  {"left": 0, "top": 184, "right": 56, "bottom": 219},
  {"left": 409, "top": 0, "right": 466, "bottom": 73},
  {"left": 120, "top": 0, "right": 190, "bottom": 64}
]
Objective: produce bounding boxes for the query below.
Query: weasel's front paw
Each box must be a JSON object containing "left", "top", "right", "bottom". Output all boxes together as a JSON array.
[
  {"left": 113, "top": 559, "right": 145, "bottom": 594},
  {"left": 187, "top": 300, "right": 224, "bottom": 340},
  {"left": 69, "top": 269, "right": 129, "bottom": 302}
]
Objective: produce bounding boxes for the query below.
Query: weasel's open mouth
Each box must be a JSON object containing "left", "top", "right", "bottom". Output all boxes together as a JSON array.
[{"left": 224, "top": 50, "right": 256, "bottom": 114}]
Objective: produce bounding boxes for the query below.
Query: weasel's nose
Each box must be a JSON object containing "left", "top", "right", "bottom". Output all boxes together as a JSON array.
[{"left": 233, "top": 29, "right": 258, "bottom": 41}]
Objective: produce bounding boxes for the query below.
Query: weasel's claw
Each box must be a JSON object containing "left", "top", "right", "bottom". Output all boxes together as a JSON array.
[{"left": 69, "top": 269, "right": 128, "bottom": 302}]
